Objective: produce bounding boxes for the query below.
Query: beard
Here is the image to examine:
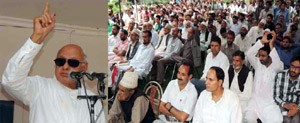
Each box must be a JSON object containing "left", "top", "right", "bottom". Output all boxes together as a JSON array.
[
  {"left": 240, "top": 33, "right": 246, "bottom": 37},
  {"left": 260, "top": 57, "right": 271, "bottom": 66},
  {"left": 121, "top": 38, "right": 126, "bottom": 41},
  {"left": 289, "top": 70, "right": 300, "bottom": 78}
]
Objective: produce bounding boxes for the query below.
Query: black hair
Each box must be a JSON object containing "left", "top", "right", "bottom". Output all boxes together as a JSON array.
[
  {"left": 291, "top": 24, "right": 298, "bottom": 32},
  {"left": 282, "top": 36, "right": 293, "bottom": 43},
  {"left": 290, "top": 56, "right": 300, "bottom": 63},
  {"left": 227, "top": 30, "right": 235, "bottom": 38},
  {"left": 233, "top": 50, "right": 245, "bottom": 60},
  {"left": 181, "top": 59, "right": 194, "bottom": 75},
  {"left": 209, "top": 66, "right": 225, "bottom": 81},
  {"left": 120, "top": 29, "right": 128, "bottom": 35},
  {"left": 267, "top": 14, "right": 273, "bottom": 19},
  {"left": 113, "top": 24, "right": 120, "bottom": 30},
  {"left": 220, "top": 28, "right": 227, "bottom": 34},
  {"left": 142, "top": 30, "right": 152, "bottom": 38},
  {"left": 211, "top": 36, "right": 221, "bottom": 45},
  {"left": 259, "top": 45, "right": 271, "bottom": 55}
]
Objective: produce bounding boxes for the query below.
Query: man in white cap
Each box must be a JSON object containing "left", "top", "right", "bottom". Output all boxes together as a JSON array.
[
  {"left": 234, "top": 25, "right": 252, "bottom": 52},
  {"left": 108, "top": 72, "right": 155, "bottom": 123},
  {"left": 247, "top": 19, "right": 266, "bottom": 44}
]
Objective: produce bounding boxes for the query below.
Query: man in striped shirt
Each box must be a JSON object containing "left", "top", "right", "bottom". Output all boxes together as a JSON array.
[{"left": 274, "top": 56, "right": 300, "bottom": 123}]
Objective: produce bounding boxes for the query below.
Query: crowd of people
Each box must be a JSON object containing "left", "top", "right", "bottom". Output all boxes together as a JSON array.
[{"left": 108, "top": 0, "right": 300, "bottom": 122}]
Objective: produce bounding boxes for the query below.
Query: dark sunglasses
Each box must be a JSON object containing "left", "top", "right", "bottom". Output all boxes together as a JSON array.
[{"left": 54, "top": 58, "right": 84, "bottom": 68}]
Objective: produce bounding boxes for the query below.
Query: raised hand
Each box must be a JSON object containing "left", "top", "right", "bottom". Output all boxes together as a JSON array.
[
  {"left": 30, "top": 2, "right": 56, "bottom": 44},
  {"left": 260, "top": 32, "right": 270, "bottom": 44}
]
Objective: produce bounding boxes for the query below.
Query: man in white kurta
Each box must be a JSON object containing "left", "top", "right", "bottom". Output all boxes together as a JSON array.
[
  {"left": 157, "top": 62, "right": 198, "bottom": 122},
  {"left": 1, "top": 3, "right": 105, "bottom": 123},
  {"left": 193, "top": 67, "right": 242, "bottom": 123},
  {"left": 244, "top": 32, "right": 283, "bottom": 123},
  {"left": 118, "top": 30, "right": 155, "bottom": 77},
  {"left": 201, "top": 38, "right": 230, "bottom": 80},
  {"left": 223, "top": 50, "right": 253, "bottom": 113}
]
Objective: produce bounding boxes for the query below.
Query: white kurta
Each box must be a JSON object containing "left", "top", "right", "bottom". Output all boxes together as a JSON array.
[
  {"left": 201, "top": 51, "right": 230, "bottom": 79},
  {"left": 118, "top": 43, "right": 155, "bottom": 77},
  {"left": 1, "top": 39, "right": 105, "bottom": 123},
  {"left": 162, "top": 37, "right": 182, "bottom": 59},
  {"left": 193, "top": 89, "right": 242, "bottom": 123},
  {"left": 247, "top": 26, "right": 264, "bottom": 44},
  {"left": 108, "top": 35, "right": 120, "bottom": 55},
  {"left": 234, "top": 34, "right": 252, "bottom": 53},
  {"left": 245, "top": 40, "right": 283, "bottom": 123},
  {"left": 160, "top": 79, "right": 198, "bottom": 121},
  {"left": 223, "top": 69, "right": 253, "bottom": 112}
]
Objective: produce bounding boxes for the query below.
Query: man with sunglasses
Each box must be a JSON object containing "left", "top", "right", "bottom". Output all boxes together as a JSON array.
[{"left": 1, "top": 3, "right": 105, "bottom": 123}]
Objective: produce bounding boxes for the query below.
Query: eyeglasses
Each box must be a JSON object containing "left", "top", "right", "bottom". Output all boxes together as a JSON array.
[
  {"left": 290, "top": 64, "right": 300, "bottom": 70},
  {"left": 54, "top": 58, "right": 84, "bottom": 68}
]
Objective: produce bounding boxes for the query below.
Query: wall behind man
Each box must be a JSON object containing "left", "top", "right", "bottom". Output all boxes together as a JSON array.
[{"left": 0, "top": 18, "right": 107, "bottom": 123}]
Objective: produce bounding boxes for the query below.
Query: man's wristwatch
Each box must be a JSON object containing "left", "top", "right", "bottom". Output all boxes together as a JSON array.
[{"left": 168, "top": 105, "right": 173, "bottom": 112}]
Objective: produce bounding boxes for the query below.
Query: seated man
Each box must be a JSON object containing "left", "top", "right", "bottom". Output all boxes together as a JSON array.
[
  {"left": 201, "top": 36, "right": 230, "bottom": 80},
  {"left": 221, "top": 30, "right": 240, "bottom": 63},
  {"left": 244, "top": 31, "right": 283, "bottom": 123},
  {"left": 274, "top": 36, "right": 299, "bottom": 69},
  {"left": 1, "top": 3, "right": 105, "bottom": 123},
  {"left": 157, "top": 60, "right": 198, "bottom": 122},
  {"left": 108, "top": 29, "right": 129, "bottom": 61},
  {"left": 117, "top": 30, "right": 155, "bottom": 77},
  {"left": 223, "top": 50, "right": 253, "bottom": 114},
  {"left": 274, "top": 56, "right": 300, "bottom": 123},
  {"left": 193, "top": 66, "right": 242, "bottom": 123},
  {"left": 108, "top": 24, "right": 120, "bottom": 55},
  {"left": 156, "top": 27, "right": 200, "bottom": 84},
  {"left": 108, "top": 72, "right": 155, "bottom": 123},
  {"left": 151, "top": 27, "right": 182, "bottom": 82}
]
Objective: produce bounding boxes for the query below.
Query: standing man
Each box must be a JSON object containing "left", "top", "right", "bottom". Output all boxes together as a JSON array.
[
  {"left": 244, "top": 31, "right": 283, "bottom": 123},
  {"left": 1, "top": 3, "right": 105, "bottom": 123},
  {"left": 108, "top": 72, "right": 155, "bottom": 123},
  {"left": 274, "top": 56, "right": 300, "bottom": 123},
  {"left": 193, "top": 66, "right": 242, "bottom": 123},
  {"left": 157, "top": 60, "right": 198, "bottom": 122}
]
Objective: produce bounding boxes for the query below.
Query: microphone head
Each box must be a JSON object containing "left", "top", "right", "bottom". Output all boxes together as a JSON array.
[
  {"left": 68, "top": 71, "right": 84, "bottom": 80},
  {"left": 91, "top": 72, "right": 107, "bottom": 80}
]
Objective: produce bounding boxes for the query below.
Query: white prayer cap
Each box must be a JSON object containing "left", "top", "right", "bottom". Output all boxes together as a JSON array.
[
  {"left": 259, "top": 19, "right": 266, "bottom": 25},
  {"left": 164, "top": 24, "right": 172, "bottom": 30},
  {"left": 131, "top": 29, "right": 141, "bottom": 37},
  {"left": 201, "top": 21, "right": 207, "bottom": 26},
  {"left": 119, "top": 72, "right": 138, "bottom": 89},
  {"left": 241, "top": 25, "right": 248, "bottom": 31},
  {"left": 264, "top": 28, "right": 271, "bottom": 32}
]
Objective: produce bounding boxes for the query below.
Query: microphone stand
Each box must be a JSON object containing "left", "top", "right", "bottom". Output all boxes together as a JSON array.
[{"left": 76, "top": 73, "right": 107, "bottom": 123}]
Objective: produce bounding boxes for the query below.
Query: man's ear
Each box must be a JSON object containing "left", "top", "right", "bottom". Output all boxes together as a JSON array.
[
  {"left": 189, "top": 74, "right": 193, "bottom": 80},
  {"left": 82, "top": 62, "right": 88, "bottom": 71},
  {"left": 218, "top": 79, "right": 223, "bottom": 87}
]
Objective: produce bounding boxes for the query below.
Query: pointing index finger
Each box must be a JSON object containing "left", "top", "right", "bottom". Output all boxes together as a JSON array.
[{"left": 43, "top": 2, "right": 50, "bottom": 14}]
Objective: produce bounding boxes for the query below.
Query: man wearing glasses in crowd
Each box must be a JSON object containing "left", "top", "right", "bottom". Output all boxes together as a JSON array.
[
  {"left": 1, "top": 3, "right": 105, "bottom": 123},
  {"left": 274, "top": 56, "right": 300, "bottom": 123}
]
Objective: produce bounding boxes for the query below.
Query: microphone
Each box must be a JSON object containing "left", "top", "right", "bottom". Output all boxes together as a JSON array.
[
  {"left": 69, "top": 71, "right": 85, "bottom": 89},
  {"left": 69, "top": 71, "right": 84, "bottom": 80},
  {"left": 91, "top": 72, "right": 107, "bottom": 80}
]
